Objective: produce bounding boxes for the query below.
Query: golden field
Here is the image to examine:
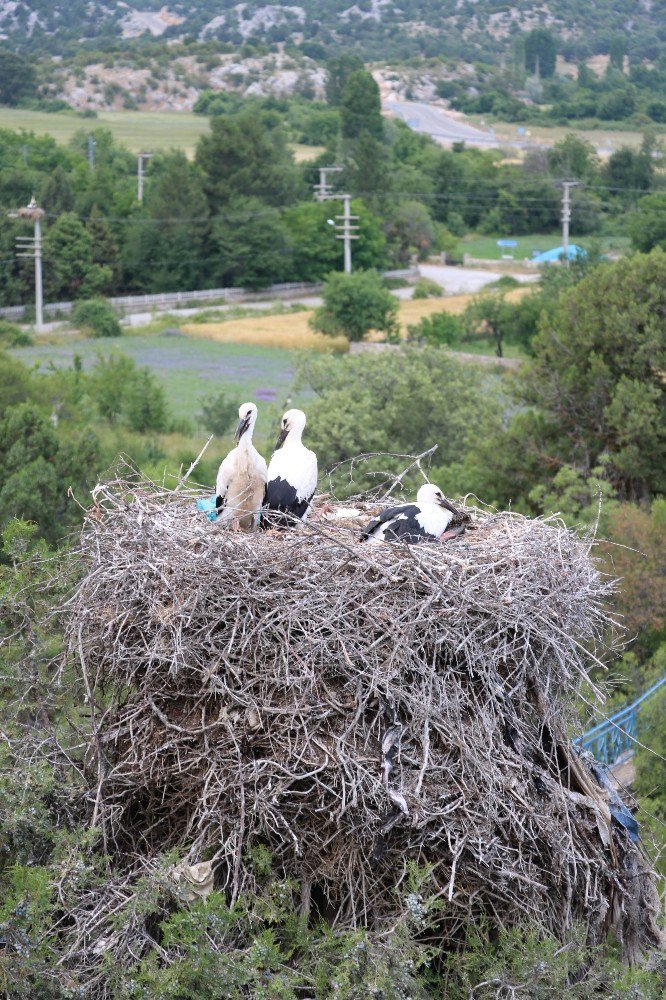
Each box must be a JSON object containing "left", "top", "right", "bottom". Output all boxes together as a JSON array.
[
  {"left": 183, "top": 288, "right": 532, "bottom": 349},
  {"left": 183, "top": 313, "right": 349, "bottom": 353}
]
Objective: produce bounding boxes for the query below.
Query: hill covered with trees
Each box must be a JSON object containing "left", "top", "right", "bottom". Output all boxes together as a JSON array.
[{"left": 2, "top": 0, "right": 666, "bottom": 67}]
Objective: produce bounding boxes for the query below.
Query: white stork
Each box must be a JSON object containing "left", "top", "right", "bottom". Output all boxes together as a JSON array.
[
  {"left": 215, "top": 402, "right": 267, "bottom": 532},
  {"left": 360, "top": 484, "right": 467, "bottom": 544},
  {"left": 262, "top": 408, "right": 317, "bottom": 528}
]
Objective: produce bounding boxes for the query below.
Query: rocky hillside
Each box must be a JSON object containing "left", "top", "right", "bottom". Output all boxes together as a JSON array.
[{"left": 2, "top": 1, "right": 666, "bottom": 66}]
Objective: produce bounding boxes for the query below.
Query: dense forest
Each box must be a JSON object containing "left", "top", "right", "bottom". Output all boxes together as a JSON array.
[{"left": 1, "top": 70, "right": 666, "bottom": 306}]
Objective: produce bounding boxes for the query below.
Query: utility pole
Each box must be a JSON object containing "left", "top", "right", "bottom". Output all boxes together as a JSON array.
[
  {"left": 315, "top": 165, "right": 358, "bottom": 273},
  {"left": 313, "top": 165, "right": 342, "bottom": 201},
  {"left": 335, "top": 195, "right": 359, "bottom": 274},
  {"left": 560, "top": 180, "right": 578, "bottom": 264},
  {"left": 87, "top": 134, "right": 96, "bottom": 172},
  {"left": 137, "top": 151, "right": 152, "bottom": 203},
  {"left": 13, "top": 198, "right": 45, "bottom": 332}
]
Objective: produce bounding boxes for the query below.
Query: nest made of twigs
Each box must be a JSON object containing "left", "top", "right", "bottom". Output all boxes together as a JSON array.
[{"left": 63, "top": 478, "right": 662, "bottom": 984}]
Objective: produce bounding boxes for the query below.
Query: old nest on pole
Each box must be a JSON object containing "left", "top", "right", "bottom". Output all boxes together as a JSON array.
[{"left": 66, "top": 477, "right": 662, "bottom": 965}]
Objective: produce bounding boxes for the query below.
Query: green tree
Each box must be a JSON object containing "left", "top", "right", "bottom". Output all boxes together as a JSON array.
[
  {"left": 521, "top": 250, "right": 666, "bottom": 499},
  {"left": 343, "top": 133, "right": 390, "bottom": 202},
  {"left": 198, "top": 391, "right": 239, "bottom": 437},
  {"left": 577, "top": 62, "right": 594, "bottom": 88},
  {"left": 283, "top": 202, "right": 342, "bottom": 281},
  {"left": 283, "top": 200, "right": 386, "bottom": 281},
  {"left": 407, "top": 312, "right": 462, "bottom": 346},
  {"left": 38, "top": 166, "right": 74, "bottom": 216},
  {"left": 298, "top": 348, "right": 501, "bottom": 497},
  {"left": 86, "top": 205, "right": 120, "bottom": 290},
  {"left": 0, "top": 352, "right": 37, "bottom": 410},
  {"left": 0, "top": 50, "right": 37, "bottom": 105},
  {"left": 462, "top": 290, "right": 544, "bottom": 358},
  {"left": 43, "top": 212, "right": 105, "bottom": 301},
  {"left": 628, "top": 193, "right": 666, "bottom": 252},
  {"left": 609, "top": 35, "right": 626, "bottom": 72},
  {"left": 86, "top": 353, "right": 168, "bottom": 432},
  {"left": 462, "top": 293, "right": 510, "bottom": 357},
  {"left": 547, "top": 135, "right": 599, "bottom": 181},
  {"left": 88, "top": 353, "right": 136, "bottom": 423},
  {"left": 0, "top": 404, "right": 99, "bottom": 544},
  {"left": 604, "top": 145, "right": 652, "bottom": 191},
  {"left": 210, "top": 198, "right": 292, "bottom": 289},
  {"left": 325, "top": 54, "right": 364, "bottom": 106},
  {"left": 340, "top": 70, "right": 383, "bottom": 141},
  {"left": 604, "top": 499, "right": 666, "bottom": 640},
  {"left": 597, "top": 88, "right": 636, "bottom": 120},
  {"left": 122, "top": 153, "right": 209, "bottom": 293},
  {"left": 71, "top": 298, "right": 121, "bottom": 338},
  {"left": 310, "top": 270, "right": 398, "bottom": 342},
  {"left": 524, "top": 28, "right": 557, "bottom": 79},
  {"left": 196, "top": 111, "right": 302, "bottom": 210},
  {"left": 124, "top": 369, "right": 168, "bottom": 433}
]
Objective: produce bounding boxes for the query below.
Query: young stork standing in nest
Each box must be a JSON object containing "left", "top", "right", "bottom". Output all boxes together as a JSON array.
[
  {"left": 215, "top": 402, "right": 267, "bottom": 532},
  {"left": 262, "top": 408, "right": 317, "bottom": 528},
  {"left": 360, "top": 484, "right": 468, "bottom": 544}
]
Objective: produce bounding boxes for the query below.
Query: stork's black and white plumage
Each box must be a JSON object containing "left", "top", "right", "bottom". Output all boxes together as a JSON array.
[
  {"left": 262, "top": 408, "right": 317, "bottom": 528},
  {"left": 215, "top": 402, "right": 267, "bottom": 532},
  {"left": 360, "top": 484, "right": 467, "bottom": 544}
]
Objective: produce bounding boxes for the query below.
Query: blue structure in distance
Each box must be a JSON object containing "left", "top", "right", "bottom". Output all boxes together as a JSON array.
[
  {"left": 577, "top": 675, "right": 666, "bottom": 766},
  {"left": 532, "top": 244, "right": 587, "bottom": 264}
]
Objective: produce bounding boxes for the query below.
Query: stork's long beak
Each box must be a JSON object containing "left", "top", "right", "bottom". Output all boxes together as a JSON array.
[
  {"left": 234, "top": 414, "right": 251, "bottom": 444},
  {"left": 274, "top": 426, "right": 288, "bottom": 450},
  {"left": 438, "top": 496, "right": 461, "bottom": 516}
]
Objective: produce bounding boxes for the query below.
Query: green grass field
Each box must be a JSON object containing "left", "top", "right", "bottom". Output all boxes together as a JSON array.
[
  {"left": 460, "top": 232, "right": 630, "bottom": 261},
  {"left": 0, "top": 109, "right": 212, "bottom": 154},
  {"left": 466, "top": 116, "right": 659, "bottom": 152},
  {"left": 10, "top": 331, "right": 304, "bottom": 424},
  {"left": 0, "top": 108, "right": 326, "bottom": 160}
]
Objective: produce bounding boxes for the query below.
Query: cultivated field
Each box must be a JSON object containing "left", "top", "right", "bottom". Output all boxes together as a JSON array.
[
  {"left": 184, "top": 314, "right": 348, "bottom": 353},
  {"left": 185, "top": 289, "right": 532, "bottom": 357}
]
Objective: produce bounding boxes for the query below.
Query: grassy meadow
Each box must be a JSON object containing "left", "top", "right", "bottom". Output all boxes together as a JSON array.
[
  {"left": 0, "top": 109, "right": 210, "bottom": 154},
  {"left": 8, "top": 290, "right": 533, "bottom": 484},
  {"left": 10, "top": 332, "right": 303, "bottom": 423},
  {"left": 467, "top": 116, "right": 658, "bottom": 152},
  {"left": 0, "top": 108, "right": 325, "bottom": 160},
  {"left": 459, "top": 232, "right": 631, "bottom": 261}
]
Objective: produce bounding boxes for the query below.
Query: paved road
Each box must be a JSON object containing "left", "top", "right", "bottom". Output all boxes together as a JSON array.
[
  {"left": 384, "top": 99, "right": 620, "bottom": 156},
  {"left": 385, "top": 100, "right": 495, "bottom": 147},
  {"left": 418, "top": 264, "right": 538, "bottom": 293}
]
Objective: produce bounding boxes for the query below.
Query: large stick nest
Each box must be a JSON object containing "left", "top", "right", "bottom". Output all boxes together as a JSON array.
[{"left": 66, "top": 478, "right": 662, "bottom": 969}]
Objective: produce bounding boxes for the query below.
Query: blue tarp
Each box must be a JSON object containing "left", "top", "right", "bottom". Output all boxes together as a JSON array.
[
  {"left": 197, "top": 495, "right": 218, "bottom": 522},
  {"left": 532, "top": 244, "right": 587, "bottom": 263}
]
